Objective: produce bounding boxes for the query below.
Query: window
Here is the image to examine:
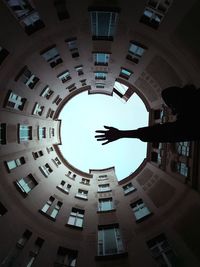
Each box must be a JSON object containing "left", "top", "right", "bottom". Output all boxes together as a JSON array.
[
  {"left": 53, "top": 95, "right": 62, "bottom": 105},
  {"left": 66, "top": 171, "right": 76, "bottom": 180},
  {"left": 119, "top": 68, "right": 133, "bottom": 79},
  {"left": 123, "top": 183, "right": 136, "bottom": 195},
  {"left": 93, "top": 52, "right": 110, "bottom": 66},
  {"left": 40, "top": 196, "right": 62, "bottom": 220},
  {"left": 98, "top": 198, "right": 114, "bottom": 212},
  {"left": 113, "top": 81, "right": 129, "bottom": 101},
  {"left": 15, "top": 174, "right": 38, "bottom": 195},
  {"left": 25, "top": 237, "right": 44, "bottom": 267},
  {"left": 80, "top": 79, "right": 87, "bottom": 86},
  {"left": 80, "top": 178, "right": 90, "bottom": 185},
  {"left": 6, "top": 157, "right": 25, "bottom": 171},
  {"left": 75, "top": 189, "right": 88, "bottom": 200},
  {"left": 67, "top": 83, "right": 77, "bottom": 92},
  {"left": 176, "top": 162, "right": 189, "bottom": 177},
  {"left": 49, "top": 127, "right": 55, "bottom": 138},
  {"left": 6, "top": 91, "right": 26, "bottom": 110},
  {"left": 0, "top": 201, "right": 7, "bottom": 216},
  {"left": 147, "top": 233, "right": 177, "bottom": 266},
  {"left": 40, "top": 45, "right": 63, "bottom": 68},
  {"left": 47, "top": 146, "right": 54, "bottom": 153},
  {"left": 126, "top": 41, "right": 147, "bottom": 63},
  {"left": 95, "top": 71, "right": 107, "bottom": 80},
  {"left": 32, "top": 150, "right": 43, "bottom": 159},
  {"left": 32, "top": 103, "right": 44, "bottom": 116},
  {"left": 46, "top": 108, "right": 55, "bottom": 119},
  {"left": 131, "top": 199, "right": 152, "bottom": 222},
  {"left": 17, "top": 229, "right": 32, "bottom": 248},
  {"left": 98, "top": 174, "right": 108, "bottom": 180},
  {"left": 65, "top": 37, "right": 79, "bottom": 58},
  {"left": 176, "top": 142, "right": 190, "bottom": 157},
  {"left": 67, "top": 208, "right": 84, "bottom": 228},
  {"left": 98, "top": 225, "right": 124, "bottom": 256},
  {"left": 39, "top": 163, "right": 53, "bottom": 177},
  {"left": 98, "top": 184, "right": 111, "bottom": 192},
  {"left": 140, "top": 0, "right": 172, "bottom": 29},
  {"left": 38, "top": 127, "right": 46, "bottom": 140},
  {"left": 0, "top": 46, "right": 9, "bottom": 65},
  {"left": 40, "top": 86, "right": 54, "bottom": 99},
  {"left": 0, "top": 123, "right": 6, "bottom": 145},
  {"left": 54, "top": 246, "right": 78, "bottom": 267},
  {"left": 96, "top": 83, "right": 105, "bottom": 89},
  {"left": 75, "top": 65, "right": 83, "bottom": 75},
  {"left": 57, "top": 70, "right": 71, "bottom": 83},
  {"left": 54, "top": 0, "right": 69, "bottom": 20},
  {"left": 4, "top": 0, "right": 45, "bottom": 35},
  {"left": 89, "top": 8, "right": 120, "bottom": 40},
  {"left": 52, "top": 157, "right": 61, "bottom": 167},
  {"left": 15, "top": 66, "right": 39, "bottom": 89},
  {"left": 19, "top": 125, "right": 32, "bottom": 142},
  {"left": 57, "top": 180, "right": 71, "bottom": 194}
]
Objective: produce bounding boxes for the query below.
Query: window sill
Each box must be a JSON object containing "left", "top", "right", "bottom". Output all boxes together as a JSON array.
[
  {"left": 75, "top": 195, "right": 88, "bottom": 201},
  {"left": 135, "top": 213, "right": 153, "bottom": 223},
  {"left": 56, "top": 186, "right": 69, "bottom": 194},
  {"left": 38, "top": 210, "right": 56, "bottom": 221},
  {"left": 65, "top": 224, "right": 83, "bottom": 230},
  {"left": 97, "top": 209, "right": 116, "bottom": 214},
  {"left": 95, "top": 252, "right": 128, "bottom": 261},
  {"left": 124, "top": 188, "right": 136, "bottom": 196}
]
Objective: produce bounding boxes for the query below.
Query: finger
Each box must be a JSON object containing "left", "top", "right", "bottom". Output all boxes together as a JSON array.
[
  {"left": 95, "top": 130, "right": 106, "bottom": 133},
  {"left": 95, "top": 135, "right": 105, "bottom": 138},
  {"left": 102, "top": 140, "right": 110, "bottom": 145},
  {"left": 104, "top": 126, "right": 111, "bottom": 129},
  {"left": 96, "top": 138, "right": 107, "bottom": 141}
]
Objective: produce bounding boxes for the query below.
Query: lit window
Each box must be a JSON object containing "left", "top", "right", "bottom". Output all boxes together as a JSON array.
[
  {"left": 119, "top": 68, "right": 133, "bottom": 79},
  {"left": 93, "top": 52, "right": 110, "bottom": 66},
  {"left": 98, "top": 198, "right": 114, "bottom": 212},
  {"left": 40, "top": 45, "right": 63, "bottom": 68},
  {"left": 4, "top": 0, "right": 45, "bottom": 35},
  {"left": 176, "top": 142, "right": 190, "bottom": 157},
  {"left": 75, "top": 189, "right": 88, "bottom": 200},
  {"left": 54, "top": 246, "right": 78, "bottom": 267},
  {"left": 0, "top": 201, "right": 7, "bottom": 216},
  {"left": 65, "top": 38, "right": 79, "bottom": 58},
  {"left": 41, "top": 196, "right": 54, "bottom": 213},
  {"left": 113, "top": 81, "right": 129, "bottom": 101},
  {"left": 57, "top": 180, "right": 71, "bottom": 194},
  {"left": 17, "top": 229, "right": 32, "bottom": 249},
  {"left": 6, "top": 157, "right": 25, "bottom": 171},
  {"left": 123, "top": 183, "right": 136, "bottom": 195},
  {"left": 126, "top": 41, "right": 147, "bottom": 63},
  {"left": 89, "top": 8, "right": 120, "bottom": 40},
  {"left": 15, "top": 66, "right": 39, "bottom": 89},
  {"left": 15, "top": 174, "right": 38, "bottom": 195},
  {"left": 81, "top": 178, "right": 90, "bottom": 185},
  {"left": 38, "top": 127, "right": 46, "bottom": 139},
  {"left": 98, "top": 225, "right": 124, "bottom": 256},
  {"left": 95, "top": 72, "right": 107, "bottom": 80},
  {"left": 147, "top": 233, "right": 177, "bottom": 266},
  {"left": 98, "top": 184, "right": 111, "bottom": 192},
  {"left": 32, "top": 103, "right": 44, "bottom": 116},
  {"left": 0, "top": 123, "right": 6, "bottom": 145},
  {"left": 176, "top": 162, "right": 189, "bottom": 177},
  {"left": 39, "top": 163, "right": 53, "bottom": 177},
  {"left": 67, "top": 208, "right": 84, "bottom": 228},
  {"left": 75, "top": 65, "right": 84, "bottom": 75},
  {"left": 54, "top": 0, "right": 69, "bottom": 20},
  {"left": 57, "top": 70, "right": 71, "bottom": 83},
  {"left": 0, "top": 46, "right": 9, "bottom": 65},
  {"left": 96, "top": 82, "right": 105, "bottom": 89},
  {"left": 40, "top": 86, "right": 54, "bottom": 99},
  {"left": 6, "top": 91, "right": 26, "bottom": 110},
  {"left": 19, "top": 125, "right": 32, "bottom": 142},
  {"left": 50, "top": 201, "right": 62, "bottom": 219},
  {"left": 131, "top": 199, "right": 152, "bottom": 222}
]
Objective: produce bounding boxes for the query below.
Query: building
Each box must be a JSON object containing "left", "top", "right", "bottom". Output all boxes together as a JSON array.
[{"left": 0, "top": 0, "right": 200, "bottom": 266}]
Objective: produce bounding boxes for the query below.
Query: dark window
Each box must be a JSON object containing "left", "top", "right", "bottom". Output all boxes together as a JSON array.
[
  {"left": 54, "top": 0, "right": 69, "bottom": 20},
  {"left": 0, "top": 46, "right": 9, "bottom": 65}
]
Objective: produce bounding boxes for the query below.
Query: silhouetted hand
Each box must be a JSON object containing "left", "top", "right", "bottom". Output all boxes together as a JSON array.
[{"left": 95, "top": 126, "right": 122, "bottom": 145}]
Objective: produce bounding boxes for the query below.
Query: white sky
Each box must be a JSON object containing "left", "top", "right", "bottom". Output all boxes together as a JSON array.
[{"left": 58, "top": 90, "right": 148, "bottom": 181}]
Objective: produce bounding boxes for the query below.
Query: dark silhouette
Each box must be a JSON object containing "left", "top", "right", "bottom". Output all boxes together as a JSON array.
[{"left": 95, "top": 85, "right": 200, "bottom": 144}]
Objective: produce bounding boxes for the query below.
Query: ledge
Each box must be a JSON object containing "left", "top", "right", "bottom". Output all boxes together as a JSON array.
[{"left": 95, "top": 252, "right": 128, "bottom": 261}]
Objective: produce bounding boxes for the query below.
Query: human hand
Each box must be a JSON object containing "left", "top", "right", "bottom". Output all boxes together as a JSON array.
[{"left": 95, "top": 126, "right": 122, "bottom": 145}]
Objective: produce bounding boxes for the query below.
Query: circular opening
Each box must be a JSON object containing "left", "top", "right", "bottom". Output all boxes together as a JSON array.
[{"left": 58, "top": 91, "right": 148, "bottom": 180}]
